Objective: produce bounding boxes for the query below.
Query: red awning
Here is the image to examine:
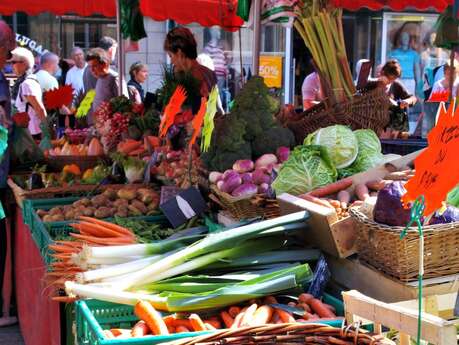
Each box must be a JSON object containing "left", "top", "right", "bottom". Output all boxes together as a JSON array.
[
  {"left": 0, "top": 0, "right": 116, "bottom": 17},
  {"left": 331, "top": 0, "right": 452, "bottom": 12},
  {"left": 139, "top": 0, "right": 243, "bottom": 31}
]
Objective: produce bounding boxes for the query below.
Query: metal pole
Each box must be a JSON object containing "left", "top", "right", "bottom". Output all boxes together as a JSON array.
[
  {"left": 116, "top": 0, "right": 124, "bottom": 96},
  {"left": 284, "top": 26, "right": 293, "bottom": 105},
  {"left": 251, "top": 0, "right": 261, "bottom": 76}
]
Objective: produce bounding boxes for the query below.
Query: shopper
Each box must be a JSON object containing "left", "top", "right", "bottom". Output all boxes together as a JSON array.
[
  {"left": 128, "top": 61, "right": 148, "bottom": 104},
  {"left": 164, "top": 27, "right": 217, "bottom": 100},
  {"left": 0, "top": 19, "right": 16, "bottom": 328},
  {"left": 378, "top": 59, "right": 417, "bottom": 135},
  {"left": 86, "top": 48, "right": 127, "bottom": 123},
  {"left": 65, "top": 47, "right": 86, "bottom": 96},
  {"left": 35, "top": 52, "right": 59, "bottom": 92},
  {"left": 83, "top": 36, "right": 117, "bottom": 93},
  {"left": 10, "top": 47, "right": 47, "bottom": 139}
]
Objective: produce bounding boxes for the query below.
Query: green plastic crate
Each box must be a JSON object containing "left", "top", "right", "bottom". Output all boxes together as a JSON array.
[
  {"left": 75, "top": 300, "right": 212, "bottom": 345},
  {"left": 22, "top": 197, "right": 168, "bottom": 265}
]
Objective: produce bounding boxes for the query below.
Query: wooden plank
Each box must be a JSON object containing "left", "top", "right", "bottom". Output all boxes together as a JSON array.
[{"left": 343, "top": 290, "right": 457, "bottom": 345}]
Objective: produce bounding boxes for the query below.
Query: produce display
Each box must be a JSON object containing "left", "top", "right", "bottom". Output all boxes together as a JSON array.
[
  {"left": 101, "top": 292, "right": 340, "bottom": 339},
  {"left": 210, "top": 149, "right": 289, "bottom": 198},
  {"left": 47, "top": 138, "right": 104, "bottom": 157},
  {"left": 37, "top": 187, "right": 160, "bottom": 221}
]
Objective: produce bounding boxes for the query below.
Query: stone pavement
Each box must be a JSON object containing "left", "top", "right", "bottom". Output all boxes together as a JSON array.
[{"left": 0, "top": 325, "right": 25, "bottom": 344}]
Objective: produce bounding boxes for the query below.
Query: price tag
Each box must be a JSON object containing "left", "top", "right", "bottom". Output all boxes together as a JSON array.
[
  {"left": 76, "top": 89, "right": 96, "bottom": 118},
  {"left": 402, "top": 102, "right": 459, "bottom": 215}
]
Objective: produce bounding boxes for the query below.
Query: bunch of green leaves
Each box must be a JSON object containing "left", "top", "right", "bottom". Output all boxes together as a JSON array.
[{"left": 109, "top": 96, "right": 133, "bottom": 114}]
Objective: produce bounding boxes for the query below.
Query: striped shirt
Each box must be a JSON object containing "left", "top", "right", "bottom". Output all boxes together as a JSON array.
[{"left": 204, "top": 43, "right": 228, "bottom": 78}]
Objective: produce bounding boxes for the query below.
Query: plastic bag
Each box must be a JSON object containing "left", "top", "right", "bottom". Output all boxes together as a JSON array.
[{"left": 10, "top": 125, "right": 44, "bottom": 167}]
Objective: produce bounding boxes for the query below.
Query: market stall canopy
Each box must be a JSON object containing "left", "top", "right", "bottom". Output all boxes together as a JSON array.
[
  {"left": 331, "top": 0, "right": 452, "bottom": 12},
  {"left": 139, "top": 0, "right": 243, "bottom": 31},
  {"left": 0, "top": 0, "right": 116, "bottom": 16}
]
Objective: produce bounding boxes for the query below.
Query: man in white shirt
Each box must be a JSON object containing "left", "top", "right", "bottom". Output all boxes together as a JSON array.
[
  {"left": 65, "top": 47, "right": 86, "bottom": 96},
  {"left": 35, "top": 52, "right": 59, "bottom": 92}
]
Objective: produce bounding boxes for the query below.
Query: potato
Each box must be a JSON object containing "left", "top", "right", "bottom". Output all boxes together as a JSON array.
[
  {"left": 42, "top": 215, "right": 54, "bottom": 222},
  {"left": 136, "top": 188, "right": 157, "bottom": 204},
  {"left": 102, "top": 189, "right": 118, "bottom": 201},
  {"left": 49, "top": 207, "right": 63, "bottom": 216},
  {"left": 74, "top": 198, "right": 91, "bottom": 208},
  {"left": 91, "top": 195, "right": 110, "bottom": 208},
  {"left": 82, "top": 207, "right": 95, "bottom": 217},
  {"left": 113, "top": 199, "right": 129, "bottom": 208},
  {"left": 130, "top": 200, "right": 147, "bottom": 214},
  {"left": 128, "top": 205, "right": 142, "bottom": 216},
  {"left": 64, "top": 210, "right": 76, "bottom": 220},
  {"left": 51, "top": 214, "right": 65, "bottom": 222},
  {"left": 147, "top": 201, "right": 158, "bottom": 212},
  {"left": 37, "top": 209, "right": 48, "bottom": 218},
  {"left": 115, "top": 209, "right": 128, "bottom": 218},
  {"left": 94, "top": 207, "right": 112, "bottom": 219},
  {"left": 117, "top": 188, "right": 137, "bottom": 201}
]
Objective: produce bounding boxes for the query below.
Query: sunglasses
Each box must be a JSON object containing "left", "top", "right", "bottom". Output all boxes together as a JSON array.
[{"left": 10, "top": 60, "right": 24, "bottom": 65}]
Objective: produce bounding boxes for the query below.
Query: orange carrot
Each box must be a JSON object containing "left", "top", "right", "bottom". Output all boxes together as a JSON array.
[
  {"left": 134, "top": 301, "right": 169, "bottom": 335},
  {"left": 78, "top": 217, "right": 135, "bottom": 237},
  {"left": 189, "top": 314, "right": 206, "bottom": 331},
  {"left": 51, "top": 296, "right": 77, "bottom": 303},
  {"left": 250, "top": 305, "right": 273, "bottom": 326},
  {"left": 128, "top": 147, "right": 147, "bottom": 156},
  {"left": 69, "top": 233, "right": 134, "bottom": 245},
  {"left": 309, "top": 178, "right": 353, "bottom": 197},
  {"left": 323, "top": 304, "right": 336, "bottom": 314},
  {"left": 240, "top": 303, "right": 258, "bottom": 327},
  {"left": 167, "top": 326, "right": 176, "bottom": 334},
  {"left": 110, "top": 328, "right": 131, "bottom": 337},
  {"left": 220, "top": 311, "right": 234, "bottom": 328},
  {"left": 48, "top": 244, "right": 78, "bottom": 253},
  {"left": 162, "top": 315, "right": 176, "bottom": 327},
  {"left": 228, "top": 306, "right": 241, "bottom": 318},
  {"left": 298, "top": 293, "right": 314, "bottom": 304},
  {"left": 275, "top": 309, "right": 295, "bottom": 323},
  {"left": 175, "top": 326, "right": 190, "bottom": 333},
  {"left": 204, "top": 319, "right": 221, "bottom": 329},
  {"left": 263, "top": 296, "right": 278, "bottom": 304},
  {"left": 131, "top": 320, "right": 150, "bottom": 337},
  {"left": 302, "top": 312, "right": 314, "bottom": 320},
  {"left": 117, "top": 140, "right": 142, "bottom": 154},
  {"left": 73, "top": 222, "right": 127, "bottom": 238},
  {"left": 270, "top": 312, "right": 280, "bottom": 324},
  {"left": 297, "top": 303, "right": 312, "bottom": 313},
  {"left": 308, "top": 299, "right": 336, "bottom": 318}
]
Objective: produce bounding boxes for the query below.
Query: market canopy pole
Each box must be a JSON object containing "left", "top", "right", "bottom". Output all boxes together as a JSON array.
[
  {"left": 116, "top": 0, "right": 124, "bottom": 96},
  {"left": 251, "top": 0, "right": 261, "bottom": 76}
]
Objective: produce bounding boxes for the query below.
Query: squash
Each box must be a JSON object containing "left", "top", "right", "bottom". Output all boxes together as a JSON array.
[
  {"left": 63, "top": 164, "right": 81, "bottom": 176},
  {"left": 61, "top": 142, "right": 71, "bottom": 155},
  {"left": 70, "top": 145, "right": 80, "bottom": 156},
  {"left": 88, "top": 138, "right": 104, "bottom": 156}
]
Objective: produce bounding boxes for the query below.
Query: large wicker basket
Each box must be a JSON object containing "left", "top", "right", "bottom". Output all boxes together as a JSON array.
[
  {"left": 163, "top": 323, "right": 395, "bottom": 345},
  {"left": 288, "top": 87, "right": 390, "bottom": 143},
  {"left": 350, "top": 207, "right": 459, "bottom": 282},
  {"left": 210, "top": 185, "right": 280, "bottom": 220}
]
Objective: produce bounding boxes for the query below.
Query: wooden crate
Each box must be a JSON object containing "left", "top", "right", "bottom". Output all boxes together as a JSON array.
[
  {"left": 277, "top": 150, "right": 423, "bottom": 259},
  {"left": 329, "top": 256, "right": 459, "bottom": 303},
  {"left": 343, "top": 290, "right": 459, "bottom": 345}
]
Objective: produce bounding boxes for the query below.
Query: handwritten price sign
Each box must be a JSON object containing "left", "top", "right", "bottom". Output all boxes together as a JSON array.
[{"left": 402, "top": 102, "right": 459, "bottom": 215}]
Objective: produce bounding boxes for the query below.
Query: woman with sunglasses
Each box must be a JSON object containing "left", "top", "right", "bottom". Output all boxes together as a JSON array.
[
  {"left": 128, "top": 62, "right": 148, "bottom": 104},
  {"left": 10, "top": 47, "right": 47, "bottom": 139}
]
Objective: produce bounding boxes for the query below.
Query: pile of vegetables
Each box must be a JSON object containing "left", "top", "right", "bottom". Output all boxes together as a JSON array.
[
  {"left": 117, "top": 136, "right": 160, "bottom": 157},
  {"left": 47, "top": 137, "right": 104, "bottom": 157},
  {"left": 102, "top": 292, "right": 340, "bottom": 339},
  {"left": 202, "top": 77, "right": 295, "bottom": 172},
  {"left": 273, "top": 126, "right": 385, "bottom": 196},
  {"left": 63, "top": 212, "right": 316, "bottom": 312},
  {"left": 210, "top": 149, "right": 289, "bottom": 198},
  {"left": 38, "top": 187, "right": 159, "bottom": 221}
]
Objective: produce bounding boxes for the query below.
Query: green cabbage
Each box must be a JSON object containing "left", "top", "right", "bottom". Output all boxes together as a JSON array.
[
  {"left": 272, "top": 145, "right": 337, "bottom": 196},
  {"left": 338, "top": 129, "right": 383, "bottom": 178},
  {"left": 304, "top": 125, "right": 358, "bottom": 169}
]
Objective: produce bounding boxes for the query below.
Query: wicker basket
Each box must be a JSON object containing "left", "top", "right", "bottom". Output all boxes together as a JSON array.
[
  {"left": 210, "top": 185, "right": 280, "bottom": 220},
  {"left": 45, "top": 155, "right": 109, "bottom": 172},
  {"left": 163, "top": 323, "right": 395, "bottom": 345},
  {"left": 288, "top": 88, "right": 390, "bottom": 143},
  {"left": 350, "top": 207, "right": 459, "bottom": 282}
]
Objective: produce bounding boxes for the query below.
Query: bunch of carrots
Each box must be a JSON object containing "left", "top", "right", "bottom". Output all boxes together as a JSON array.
[
  {"left": 47, "top": 216, "right": 137, "bottom": 294},
  {"left": 103, "top": 294, "right": 339, "bottom": 339}
]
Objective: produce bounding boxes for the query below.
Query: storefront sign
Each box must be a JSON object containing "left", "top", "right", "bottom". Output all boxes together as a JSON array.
[
  {"left": 259, "top": 55, "right": 282, "bottom": 88},
  {"left": 15, "top": 34, "right": 49, "bottom": 56},
  {"left": 402, "top": 102, "right": 459, "bottom": 215}
]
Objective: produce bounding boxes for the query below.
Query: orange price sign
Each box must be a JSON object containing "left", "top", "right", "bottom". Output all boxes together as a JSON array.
[{"left": 402, "top": 102, "right": 459, "bottom": 216}]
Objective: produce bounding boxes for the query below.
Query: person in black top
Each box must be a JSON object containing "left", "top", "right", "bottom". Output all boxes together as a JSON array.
[{"left": 127, "top": 62, "right": 148, "bottom": 104}]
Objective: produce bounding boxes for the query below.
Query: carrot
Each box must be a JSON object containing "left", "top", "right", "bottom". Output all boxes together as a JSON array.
[
  {"left": 172, "top": 319, "right": 192, "bottom": 328},
  {"left": 104, "top": 330, "right": 115, "bottom": 339},
  {"left": 69, "top": 233, "right": 134, "bottom": 245},
  {"left": 337, "top": 190, "right": 351, "bottom": 209},
  {"left": 162, "top": 315, "right": 176, "bottom": 327},
  {"left": 78, "top": 216, "right": 134, "bottom": 237},
  {"left": 230, "top": 311, "right": 245, "bottom": 329},
  {"left": 204, "top": 323, "right": 216, "bottom": 330},
  {"left": 175, "top": 326, "right": 190, "bottom": 333},
  {"left": 263, "top": 296, "right": 278, "bottom": 304},
  {"left": 299, "top": 194, "right": 334, "bottom": 209},
  {"left": 250, "top": 305, "right": 273, "bottom": 326},
  {"left": 302, "top": 311, "right": 315, "bottom": 320},
  {"left": 74, "top": 222, "right": 128, "bottom": 238},
  {"left": 51, "top": 296, "right": 77, "bottom": 303},
  {"left": 308, "top": 299, "right": 336, "bottom": 318},
  {"left": 189, "top": 314, "right": 206, "bottom": 331},
  {"left": 275, "top": 309, "right": 295, "bottom": 323},
  {"left": 309, "top": 178, "right": 353, "bottom": 197},
  {"left": 220, "top": 311, "right": 234, "bottom": 328},
  {"left": 147, "top": 136, "right": 160, "bottom": 148},
  {"left": 131, "top": 320, "right": 150, "bottom": 337},
  {"left": 297, "top": 303, "right": 312, "bottom": 313},
  {"left": 228, "top": 306, "right": 241, "bottom": 318},
  {"left": 167, "top": 326, "right": 176, "bottom": 334},
  {"left": 323, "top": 303, "right": 336, "bottom": 314},
  {"left": 204, "top": 319, "right": 221, "bottom": 329},
  {"left": 110, "top": 328, "right": 131, "bottom": 337},
  {"left": 128, "top": 147, "right": 146, "bottom": 156},
  {"left": 48, "top": 244, "right": 78, "bottom": 253},
  {"left": 355, "top": 183, "right": 370, "bottom": 201},
  {"left": 270, "top": 312, "right": 280, "bottom": 324},
  {"left": 134, "top": 300, "right": 169, "bottom": 335},
  {"left": 117, "top": 140, "right": 142, "bottom": 154},
  {"left": 298, "top": 293, "right": 314, "bottom": 304},
  {"left": 240, "top": 303, "right": 258, "bottom": 327}
]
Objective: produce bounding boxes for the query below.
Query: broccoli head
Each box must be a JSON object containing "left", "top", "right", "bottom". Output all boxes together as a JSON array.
[{"left": 251, "top": 127, "right": 296, "bottom": 157}]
